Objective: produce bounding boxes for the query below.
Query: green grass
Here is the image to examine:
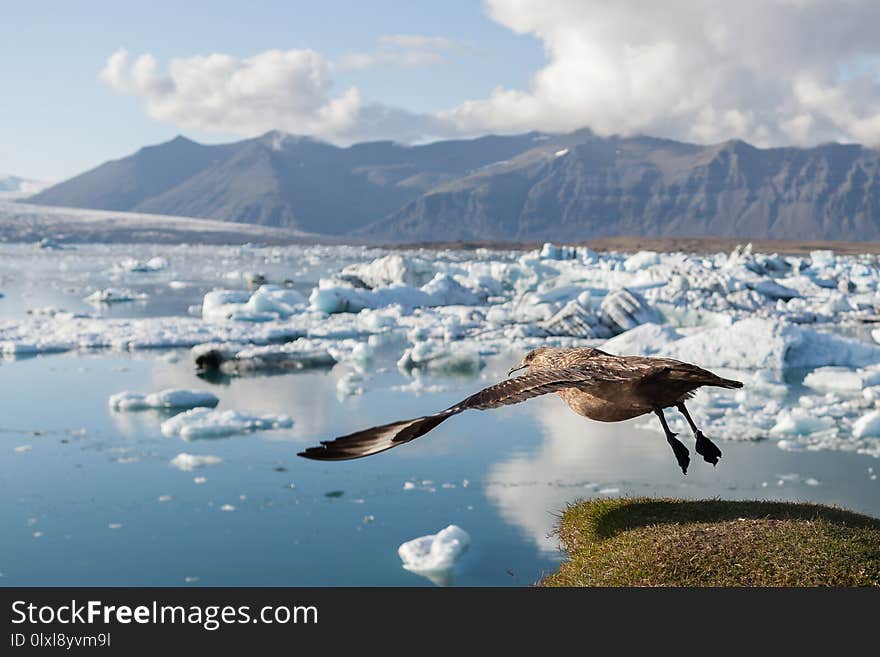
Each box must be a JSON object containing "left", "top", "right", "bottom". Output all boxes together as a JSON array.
[{"left": 541, "top": 497, "right": 880, "bottom": 587}]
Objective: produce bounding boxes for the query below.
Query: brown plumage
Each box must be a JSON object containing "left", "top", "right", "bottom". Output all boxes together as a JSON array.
[{"left": 298, "top": 346, "right": 743, "bottom": 473}]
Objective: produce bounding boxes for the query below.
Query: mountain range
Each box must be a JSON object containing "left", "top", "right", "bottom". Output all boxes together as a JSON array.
[{"left": 25, "top": 129, "right": 880, "bottom": 242}]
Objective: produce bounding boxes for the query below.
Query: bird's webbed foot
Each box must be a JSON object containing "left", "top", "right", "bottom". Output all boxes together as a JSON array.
[
  {"left": 667, "top": 433, "right": 691, "bottom": 475},
  {"left": 694, "top": 430, "right": 722, "bottom": 466}
]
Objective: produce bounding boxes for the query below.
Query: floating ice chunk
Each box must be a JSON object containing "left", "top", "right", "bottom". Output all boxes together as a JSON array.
[
  {"left": 770, "top": 409, "right": 834, "bottom": 435},
  {"left": 623, "top": 251, "right": 661, "bottom": 272},
  {"left": 421, "top": 274, "right": 481, "bottom": 306},
  {"left": 84, "top": 288, "right": 147, "bottom": 304},
  {"left": 810, "top": 250, "right": 836, "bottom": 267},
  {"left": 194, "top": 343, "right": 335, "bottom": 375},
  {"left": 821, "top": 292, "right": 854, "bottom": 314},
  {"left": 245, "top": 285, "right": 307, "bottom": 317},
  {"left": 803, "top": 367, "right": 880, "bottom": 393},
  {"left": 603, "top": 318, "right": 880, "bottom": 369},
  {"left": 109, "top": 389, "right": 219, "bottom": 411},
  {"left": 541, "top": 299, "right": 612, "bottom": 339},
  {"left": 746, "top": 279, "right": 800, "bottom": 300},
  {"left": 169, "top": 453, "right": 223, "bottom": 471},
  {"left": 599, "top": 287, "right": 659, "bottom": 332},
  {"left": 601, "top": 323, "right": 683, "bottom": 356},
  {"left": 114, "top": 256, "right": 168, "bottom": 273},
  {"left": 161, "top": 408, "right": 293, "bottom": 439},
  {"left": 398, "top": 525, "right": 470, "bottom": 583},
  {"left": 336, "top": 372, "right": 364, "bottom": 397},
  {"left": 310, "top": 273, "right": 479, "bottom": 315},
  {"left": 398, "top": 342, "right": 483, "bottom": 376},
  {"left": 853, "top": 411, "right": 880, "bottom": 438},
  {"left": 341, "top": 254, "right": 435, "bottom": 288},
  {"left": 2, "top": 342, "right": 40, "bottom": 355},
  {"left": 310, "top": 283, "right": 427, "bottom": 314},
  {"left": 348, "top": 342, "right": 373, "bottom": 366},
  {"left": 202, "top": 289, "right": 272, "bottom": 322},
  {"left": 538, "top": 243, "right": 596, "bottom": 261}
]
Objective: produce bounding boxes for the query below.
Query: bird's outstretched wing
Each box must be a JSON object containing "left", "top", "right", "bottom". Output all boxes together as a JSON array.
[{"left": 297, "top": 364, "right": 626, "bottom": 461}]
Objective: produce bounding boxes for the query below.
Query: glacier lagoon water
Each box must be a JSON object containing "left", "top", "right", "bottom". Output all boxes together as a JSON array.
[{"left": 1, "top": 243, "right": 879, "bottom": 586}]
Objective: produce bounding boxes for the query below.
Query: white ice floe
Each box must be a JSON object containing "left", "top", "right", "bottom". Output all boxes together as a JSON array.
[
  {"left": 853, "top": 411, "right": 880, "bottom": 439},
  {"left": 602, "top": 318, "right": 880, "bottom": 369},
  {"left": 160, "top": 408, "right": 293, "bottom": 439},
  {"left": 623, "top": 251, "right": 661, "bottom": 272},
  {"left": 770, "top": 409, "right": 835, "bottom": 435},
  {"left": 84, "top": 288, "right": 147, "bottom": 304},
  {"left": 0, "top": 315, "right": 303, "bottom": 354},
  {"left": 202, "top": 285, "right": 307, "bottom": 322},
  {"left": 599, "top": 287, "right": 659, "bottom": 332},
  {"left": 340, "top": 253, "right": 435, "bottom": 288},
  {"left": 109, "top": 389, "right": 219, "bottom": 411},
  {"left": 113, "top": 256, "right": 168, "bottom": 273},
  {"left": 803, "top": 366, "right": 880, "bottom": 392},
  {"left": 310, "top": 273, "right": 479, "bottom": 314},
  {"left": 398, "top": 525, "right": 470, "bottom": 583},
  {"left": 169, "top": 453, "right": 223, "bottom": 471},
  {"left": 397, "top": 342, "right": 483, "bottom": 376},
  {"left": 193, "top": 341, "right": 335, "bottom": 375},
  {"left": 336, "top": 371, "right": 365, "bottom": 397}
]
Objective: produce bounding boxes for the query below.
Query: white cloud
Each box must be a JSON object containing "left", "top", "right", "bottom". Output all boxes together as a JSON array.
[
  {"left": 443, "top": 0, "right": 880, "bottom": 146},
  {"left": 100, "top": 47, "right": 446, "bottom": 143},
  {"left": 100, "top": 3, "right": 880, "bottom": 147},
  {"left": 101, "top": 48, "right": 359, "bottom": 139}
]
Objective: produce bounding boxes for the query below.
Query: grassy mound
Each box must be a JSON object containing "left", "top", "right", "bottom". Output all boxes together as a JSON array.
[{"left": 541, "top": 498, "right": 880, "bottom": 587}]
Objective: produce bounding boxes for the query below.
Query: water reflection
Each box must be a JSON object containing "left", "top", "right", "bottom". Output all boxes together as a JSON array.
[{"left": 2, "top": 348, "right": 879, "bottom": 586}]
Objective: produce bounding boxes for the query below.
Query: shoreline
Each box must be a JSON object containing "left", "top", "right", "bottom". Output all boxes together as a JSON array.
[{"left": 3, "top": 202, "right": 880, "bottom": 254}]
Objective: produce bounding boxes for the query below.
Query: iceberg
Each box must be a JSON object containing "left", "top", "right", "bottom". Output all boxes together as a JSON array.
[
  {"left": 397, "top": 342, "right": 484, "bottom": 376},
  {"left": 398, "top": 525, "right": 470, "bottom": 585},
  {"left": 310, "top": 273, "right": 479, "bottom": 314},
  {"left": 169, "top": 453, "right": 223, "bottom": 471},
  {"left": 109, "top": 389, "right": 219, "bottom": 411},
  {"left": 161, "top": 408, "right": 293, "bottom": 439},
  {"left": 603, "top": 318, "right": 880, "bottom": 370},
  {"left": 341, "top": 253, "right": 435, "bottom": 288},
  {"left": 84, "top": 288, "right": 147, "bottom": 304},
  {"left": 599, "top": 287, "right": 660, "bottom": 332},
  {"left": 193, "top": 343, "right": 336, "bottom": 375},
  {"left": 202, "top": 285, "right": 306, "bottom": 322},
  {"left": 853, "top": 411, "right": 880, "bottom": 439}
]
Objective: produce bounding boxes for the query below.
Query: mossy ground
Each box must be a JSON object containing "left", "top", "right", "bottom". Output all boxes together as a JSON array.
[{"left": 541, "top": 497, "right": 880, "bottom": 587}]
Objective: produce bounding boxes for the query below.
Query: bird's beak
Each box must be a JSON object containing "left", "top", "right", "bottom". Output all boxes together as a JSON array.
[{"left": 508, "top": 363, "right": 527, "bottom": 377}]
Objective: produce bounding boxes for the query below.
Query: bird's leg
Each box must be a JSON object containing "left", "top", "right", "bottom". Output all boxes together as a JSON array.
[
  {"left": 676, "top": 402, "right": 722, "bottom": 466},
  {"left": 654, "top": 408, "right": 690, "bottom": 475}
]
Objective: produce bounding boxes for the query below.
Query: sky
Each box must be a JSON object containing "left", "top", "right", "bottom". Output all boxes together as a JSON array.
[{"left": 3, "top": 0, "right": 880, "bottom": 181}]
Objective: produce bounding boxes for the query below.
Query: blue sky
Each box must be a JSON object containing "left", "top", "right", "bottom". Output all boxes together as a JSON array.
[
  {"left": 4, "top": 1, "right": 880, "bottom": 182},
  {"left": 1, "top": 1, "right": 544, "bottom": 180}
]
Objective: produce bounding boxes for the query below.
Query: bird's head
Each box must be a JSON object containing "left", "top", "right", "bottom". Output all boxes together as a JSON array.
[{"left": 507, "top": 347, "right": 562, "bottom": 376}]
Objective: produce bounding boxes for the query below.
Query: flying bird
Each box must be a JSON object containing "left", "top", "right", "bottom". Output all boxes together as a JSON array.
[{"left": 298, "top": 347, "right": 743, "bottom": 474}]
